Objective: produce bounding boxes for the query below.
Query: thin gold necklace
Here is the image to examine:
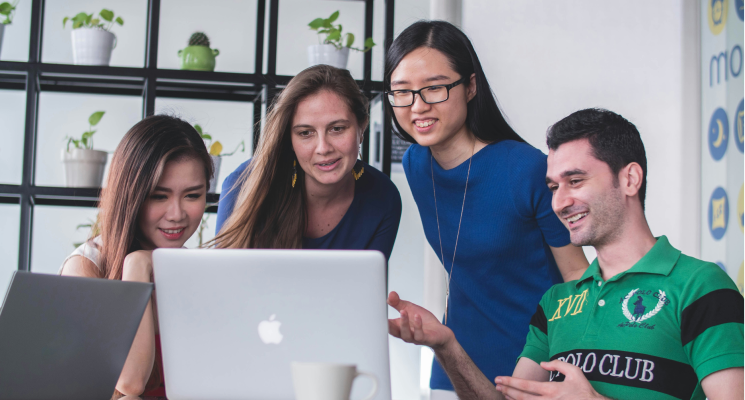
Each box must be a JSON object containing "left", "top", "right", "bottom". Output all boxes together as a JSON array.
[{"left": 431, "top": 143, "right": 474, "bottom": 325}]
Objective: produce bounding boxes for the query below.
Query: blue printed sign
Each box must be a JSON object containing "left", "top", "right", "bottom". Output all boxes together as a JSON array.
[
  {"left": 735, "top": 99, "right": 744, "bottom": 153},
  {"left": 708, "top": 107, "right": 729, "bottom": 160},
  {"left": 708, "top": 187, "right": 730, "bottom": 240}
]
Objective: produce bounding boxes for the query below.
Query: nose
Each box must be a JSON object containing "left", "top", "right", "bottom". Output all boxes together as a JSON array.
[
  {"left": 315, "top": 132, "right": 333, "bottom": 155},
  {"left": 552, "top": 185, "right": 574, "bottom": 216},
  {"left": 410, "top": 92, "right": 431, "bottom": 114},
  {"left": 165, "top": 197, "right": 186, "bottom": 222}
]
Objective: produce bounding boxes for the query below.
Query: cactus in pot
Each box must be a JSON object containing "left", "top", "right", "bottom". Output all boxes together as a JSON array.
[{"left": 179, "top": 32, "right": 220, "bottom": 71}]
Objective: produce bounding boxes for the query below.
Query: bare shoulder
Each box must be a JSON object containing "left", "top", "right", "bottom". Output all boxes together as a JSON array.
[{"left": 61, "top": 255, "right": 101, "bottom": 278}]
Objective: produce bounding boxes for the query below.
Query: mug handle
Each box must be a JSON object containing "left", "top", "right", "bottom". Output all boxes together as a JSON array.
[
  {"left": 354, "top": 371, "right": 378, "bottom": 400},
  {"left": 213, "top": 48, "right": 220, "bottom": 56},
  {"left": 112, "top": 35, "right": 117, "bottom": 49},
  {"left": 178, "top": 49, "right": 183, "bottom": 57}
]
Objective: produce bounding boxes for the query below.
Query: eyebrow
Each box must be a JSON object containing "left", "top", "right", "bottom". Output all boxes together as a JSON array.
[
  {"left": 545, "top": 169, "right": 588, "bottom": 185},
  {"left": 390, "top": 75, "right": 452, "bottom": 87},
  {"left": 153, "top": 184, "right": 205, "bottom": 193},
  {"left": 292, "top": 119, "right": 351, "bottom": 130}
]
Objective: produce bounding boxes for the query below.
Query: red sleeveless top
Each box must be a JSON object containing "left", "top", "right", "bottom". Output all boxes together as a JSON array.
[{"left": 141, "top": 334, "right": 166, "bottom": 397}]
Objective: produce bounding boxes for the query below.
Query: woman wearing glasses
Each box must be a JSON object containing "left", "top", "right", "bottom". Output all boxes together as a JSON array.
[{"left": 383, "top": 21, "right": 589, "bottom": 399}]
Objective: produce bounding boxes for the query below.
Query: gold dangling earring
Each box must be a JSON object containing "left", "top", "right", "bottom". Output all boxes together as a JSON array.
[
  {"left": 352, "top": 164, "right": 364, "bottom": 181},
  {"left": 292, "top": 160, "right": 297, "bottom": 188},
  {"left": 352, "top": 146, "right": 364, "bottom": 181}
]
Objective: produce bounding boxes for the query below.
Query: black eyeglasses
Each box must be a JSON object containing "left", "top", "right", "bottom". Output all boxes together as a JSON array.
[{"left": 385, "top": 77, "right": 466, "bottom": 107}]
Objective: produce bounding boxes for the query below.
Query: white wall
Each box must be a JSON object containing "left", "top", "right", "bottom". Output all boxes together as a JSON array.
[{"left": 462, "top": 0, "right": 701, "bottom": 259}]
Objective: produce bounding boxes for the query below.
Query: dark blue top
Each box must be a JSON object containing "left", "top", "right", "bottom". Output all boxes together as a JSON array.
[
  {"left": 215, "top": 159, "right": 403, "bottom": 260},
  {"left": 403, "top": 140, "right": 570, "bottom": 390}
]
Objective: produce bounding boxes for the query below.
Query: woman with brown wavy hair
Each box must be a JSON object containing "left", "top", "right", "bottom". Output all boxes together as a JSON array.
[
  {"left": 59, "top": 115, "right": 213, "bottom": 397},
  {"left": 214, "top": 65, "right": 401, "bottom": 259}
]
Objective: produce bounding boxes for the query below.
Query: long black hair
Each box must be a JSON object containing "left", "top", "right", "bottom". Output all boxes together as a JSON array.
[{"left": 384, "top": 20, "right": 525, "bottom": 144}]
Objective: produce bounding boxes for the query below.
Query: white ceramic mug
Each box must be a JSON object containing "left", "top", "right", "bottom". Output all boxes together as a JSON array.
[{"left": 291, "top": 362, "right": 378, "bottom": 400}]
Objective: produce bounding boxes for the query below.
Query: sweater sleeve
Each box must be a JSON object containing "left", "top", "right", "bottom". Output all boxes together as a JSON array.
[
  {"left": 215, "top": 159, "right": 250, "bottom": 235},
  {"left": 508, "top": 144, "right": 570, "bottom": 248}
]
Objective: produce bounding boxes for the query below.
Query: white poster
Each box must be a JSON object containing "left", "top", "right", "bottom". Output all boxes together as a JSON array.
[{"left": 700, "top": 0, "right": 744, "bottom": 291}]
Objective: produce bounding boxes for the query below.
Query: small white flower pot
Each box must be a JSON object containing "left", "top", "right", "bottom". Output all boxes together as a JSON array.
[
  {"left": 71, "top": 28, "right": 116, "bottom": 66},
  {"left": 209, "top": 155, "right": 222, "bottom": 193},
  {"left": 61, "top": 148, "right": 108, "bottom": 188},
  {"left": 0, "top": 24, "right": 5, "bottom": 58},
  {"left": 307, "top": 44, "right": 349, "bottom": 69}
]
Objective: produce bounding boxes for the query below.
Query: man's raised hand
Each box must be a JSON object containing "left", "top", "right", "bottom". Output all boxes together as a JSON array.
[{"left": 387, "top": 291, "right": 454, "bottom": 350}]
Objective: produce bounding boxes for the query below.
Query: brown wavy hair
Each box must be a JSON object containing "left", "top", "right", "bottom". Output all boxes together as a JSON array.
[
  {"left": 94, "top": 114, "right": 213, "bottom": 281},
  {"left": 212, "top": 65, "right": 368, "bottom": 249}
]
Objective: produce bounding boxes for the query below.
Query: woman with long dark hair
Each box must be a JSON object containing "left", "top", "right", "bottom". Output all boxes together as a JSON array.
[
  {"left": 60, "top": 115, "right": 213, "bottom": 397},
  {"left": 383, "top": 21, "right": 588, "bottom": 398},
  {"left": 213, "top": 65, "right": 401, "bottom": 258}
]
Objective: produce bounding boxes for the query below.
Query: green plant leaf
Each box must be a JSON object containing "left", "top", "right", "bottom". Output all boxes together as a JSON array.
[
  {"left": 99, "top": 9, "right": 113, "bottom": 22},
  {"left": 194, "top": 124, "right": 203, "bottom": 134},
  {"left": 0, "top": 2, "right": 13, "bottom": 15},
  {"left": 328, "top": 10, "right": 339, "bottom": 23},
  {"left": 345, "top": 32, "right": 354, "bottom": 47},
  {"left": 115, "top": 16, "right": 123, "bottom": 25},
  {"left": 73, "top": 21, "right": 83, "bottom": 29},
  {"left": 201, "top": 133, "right": 212, "bottom": 141},
  {"left": 88, "top": 111, "right": 105, "bottom": 126},
  {"left": 62, "top": 16, "right": 69, "bottom": 28},
  {"left": 90, "top": 18, "right": 99, "bottom": 26},
  {"left": 85, "top": 13, "right": 93, "bottom": 25},
  {"left": 308, "top": 18, "right": 324, "bottom": 30},
  {"left": 364, "top": 37, "right": 375, "bottom": 49},
  {"left": 327, "top": 29, "right": 341, "bottom": 42},
  {"left": 322, "top": 19, "right": 332, "bottom": 28}
]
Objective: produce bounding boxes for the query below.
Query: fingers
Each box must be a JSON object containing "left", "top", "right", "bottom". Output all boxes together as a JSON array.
[
  {"left": 388, "top": 318, "right": 401, "bottom": 338},
  {"left": 387, "top": 291, "right": 399, "bottom": 307},
  {"left": 539, "top": 360, "right": 581, "bottom": 378}
]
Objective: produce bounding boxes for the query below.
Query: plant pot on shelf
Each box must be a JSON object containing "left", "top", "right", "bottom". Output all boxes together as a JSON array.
[
  {"left": 71, "top": 28, "right": 116, "bottom": 66},
  {"left": 178, "top": 46, "right": 219, "bottom": 71},
  {"left": 61, "top": 148, "right": 108, "bottom": 187},
  {"left": 209, "top": 155, "right": 221, "bottom": 193},
  {"left": 307, "top": 44, "right": 349, "bottom": 69}
]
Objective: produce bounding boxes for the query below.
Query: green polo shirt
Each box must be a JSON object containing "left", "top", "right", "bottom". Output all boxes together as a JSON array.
[{"left": 519, "top": 236, "right": 744, "bottom": 399}]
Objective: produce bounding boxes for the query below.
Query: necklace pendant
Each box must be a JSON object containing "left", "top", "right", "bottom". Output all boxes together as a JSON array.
[{"left": 443, "top": 291, "right": 450, "bottom": 325}]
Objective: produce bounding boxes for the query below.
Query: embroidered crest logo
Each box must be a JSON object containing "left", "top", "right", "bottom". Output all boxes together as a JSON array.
[{"left": 621, "top": 289, "right": 667, "bottom": 323}]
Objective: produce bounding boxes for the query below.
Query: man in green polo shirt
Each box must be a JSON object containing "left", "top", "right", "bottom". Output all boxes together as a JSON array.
[{"left": 386, "top": 108, "right": 744, "bottom": 399}]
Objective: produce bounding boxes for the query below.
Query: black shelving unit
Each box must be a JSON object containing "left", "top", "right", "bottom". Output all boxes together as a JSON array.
[{"left": 0, "top": 0, "right": 396, "bottom": 272}]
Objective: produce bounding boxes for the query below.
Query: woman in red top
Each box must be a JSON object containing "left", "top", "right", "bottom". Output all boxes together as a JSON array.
[{"left": 60, "top": 115, "right": 213, "bottom": 397}]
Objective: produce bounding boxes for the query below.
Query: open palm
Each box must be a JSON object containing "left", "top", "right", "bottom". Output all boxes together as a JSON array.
[{"left": 387, "top": 291, "right": 454, "bottom": 350}]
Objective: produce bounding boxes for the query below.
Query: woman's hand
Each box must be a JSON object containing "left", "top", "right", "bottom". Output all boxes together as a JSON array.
[
  {"left": 122, "top": 250, "right": 154, "bottom": 283},
  {"left": 387, "top": 291, "right": 455, "bottom": 351}
]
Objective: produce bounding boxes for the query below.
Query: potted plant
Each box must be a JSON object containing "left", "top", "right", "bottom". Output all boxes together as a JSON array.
[
  {"left": 0, "top": 1, "right": 18, "bottom": 57},
  {"left": 62, "top": 111, "right": 108, "bottom": 188},
  {"left": 178, "top": 32, "right": 219, "bottom": 71},
  {"left": 307, "top": 10, "right": 375, "bottom": 69},
  {"left": 63, "top": 9, "right": 124, "bottom": 66},
  {"left": 194, "top": 124, "right": 244, "bottom": 193}
]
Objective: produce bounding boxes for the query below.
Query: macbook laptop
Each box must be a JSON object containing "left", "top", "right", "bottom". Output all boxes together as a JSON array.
[
  {"left": 0, "top": 271, "right": 153, "bottom": 400},
  {"left": 153, "top": 249, "right": 391, "bottom": 400}
]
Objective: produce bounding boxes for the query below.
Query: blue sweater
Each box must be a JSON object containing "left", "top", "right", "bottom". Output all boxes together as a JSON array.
[
  {"left": 403, "top": 140, "right": 570, "bottom": 390},
  {"left": 215, "top": 159, "right": 402, "bottom": 260}
]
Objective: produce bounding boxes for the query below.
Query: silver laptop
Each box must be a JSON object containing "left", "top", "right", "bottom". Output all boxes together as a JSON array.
[
  {"left": 153, "top": 249, "right": 392, "bottom": 400},
  {"left": 0, "top": 271, "right": 153, "bottom": 400}
]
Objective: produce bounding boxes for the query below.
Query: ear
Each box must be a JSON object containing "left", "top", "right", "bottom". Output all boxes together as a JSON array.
[
  {"left": 619, "top": 162, "right": 643, "bottom": 199},
  {"left": 467, "top": 73, "right": 477, "bottom": 102}
]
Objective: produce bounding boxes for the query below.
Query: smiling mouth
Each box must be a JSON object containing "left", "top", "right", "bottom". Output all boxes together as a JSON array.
[
  {"left": 160, "top": 228, "right": 184, "bottom": 234},
  {"left": 415, "top": 119, "right": 436, "bottom": 128},
  {"left": 566, "top": 212, "right": 588, "bottom": 223}
]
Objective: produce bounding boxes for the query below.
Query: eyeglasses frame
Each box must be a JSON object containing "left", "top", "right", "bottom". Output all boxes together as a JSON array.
[{"left": 385, "top": 77, "right": 467, "bottom": 107}]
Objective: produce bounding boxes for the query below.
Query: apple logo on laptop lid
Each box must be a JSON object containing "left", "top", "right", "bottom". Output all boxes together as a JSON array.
[{"left": 258, "top": 314, "right": 283, "bottom": 344}]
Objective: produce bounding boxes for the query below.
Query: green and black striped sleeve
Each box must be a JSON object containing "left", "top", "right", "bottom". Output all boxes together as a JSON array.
[
  {"left": 680, "top": 263, "right": 744, "bottom": 380},
  {"left": 518, "top": 286, "right": 553, "bottom": 365}
]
